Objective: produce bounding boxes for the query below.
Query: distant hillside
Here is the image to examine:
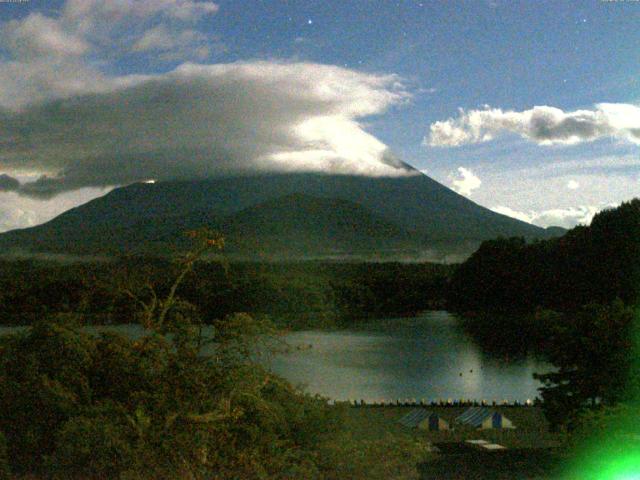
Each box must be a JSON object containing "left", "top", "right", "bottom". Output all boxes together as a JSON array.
[
  {"left": 0, "top": 171, "right": 563, "bottom": 260},
  {"left": 448, "top": 198, "right": 640, "bottom": 312}
]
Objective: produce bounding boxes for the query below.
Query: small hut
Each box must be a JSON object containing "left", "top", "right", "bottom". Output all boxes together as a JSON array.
[
  {"left": 398, "top": 409, "right": 450, "bottom": 431},
  {"left": 455, "top": 407, "right": 515, "bottom": 430}
]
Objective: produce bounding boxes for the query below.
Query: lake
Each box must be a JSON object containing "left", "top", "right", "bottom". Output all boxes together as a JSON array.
[
  {"left": 266, "top": 311, "right": 550, "bottom": 402},
  {"left": 0, "top": 311, "right": 549, "bottom": 402}
]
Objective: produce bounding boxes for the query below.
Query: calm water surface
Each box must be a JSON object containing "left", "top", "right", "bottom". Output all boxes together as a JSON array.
[
  {"left": 0, "top": 311, "right": 549, "bottom": 402},
  {"left": 266, "top": 311, "right": 550, "bottom": 402}
]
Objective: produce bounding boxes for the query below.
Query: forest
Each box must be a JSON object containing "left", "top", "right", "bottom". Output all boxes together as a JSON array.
[
  {"left": 0, "top": 258, "right": 451, "bottom": 329},
  {"left": 448, "top": 199, "right": 640, "bottom": 314},
  {"left": 0, "top": 201, "right": 638, "bottom": 478},
  {"left": 448, "top": 199, "right": 640, "bottom": 430}
]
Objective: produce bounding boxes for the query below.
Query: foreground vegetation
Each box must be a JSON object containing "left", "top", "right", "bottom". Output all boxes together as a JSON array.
[{"left": 0, "top": 232, "right": 433, "bottom": 479}]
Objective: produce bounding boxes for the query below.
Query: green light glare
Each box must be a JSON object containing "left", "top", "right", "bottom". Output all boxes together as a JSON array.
[
  {"left": 563, "top": 443, "right": 640, "bottom": 480},
  {"left": 601, "top": 453, "right": 640, "bottom": 480},
  {"left": 561, "top": 307, "right": 640, "bottom": 480}
]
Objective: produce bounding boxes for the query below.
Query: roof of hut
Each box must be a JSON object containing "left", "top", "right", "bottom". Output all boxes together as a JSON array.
[
  {"left": 455, "top": 407, "right": 506, "bottom": 428},
  {"left": 398, "top": 409, "right": 443, "bottom": 428}
]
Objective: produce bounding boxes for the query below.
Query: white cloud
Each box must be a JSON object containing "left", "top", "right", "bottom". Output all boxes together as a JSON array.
[
  {"left": 567, "top": 180, "right": 580, "bottom": 190},
  {"left": 0, "top": 203, "right": 37, "bottom": 232},
  {"left": 62, "top": 0, "right": 219, "bottom": 32},
  {"left": 0, "top": 0, "right": 222, "bottom": 111},
  {"left": 491, "top": 205, "right": 532, "bottom": 224},
  {"left": 0, "top": 187, "right": 111, "bottom": 233},
  {"left": 60, "top": 0, "right": 219, "bottom": 57},
  {"left": 0, "top": 0, "right": 414, "bottom": 199},
  {"left": 0, "top": 61, "right": 412, "bottom": 197},
  {"left": 426, "top": 104, "right": 640, "bottom": 147},
  {"left": 491, "top": 204, "right": 612, "bottom": 229},
  {"left": 133, "top": 25, "right": 198, "bottom": 52},
  {"left": 1, "top": 13, "right": 90, "bottom": 58},
  {"left": 450, "top": 167, "right": 481, "bottom": 196},
  {"left": 423, "top": 154, "right": 639, "bottom": 229},
  {"left": 469, "top": 158, "right": 639, "bottom": 210},
  {"left": 131, "top": 25, "right": 217, "bottom": 61}
]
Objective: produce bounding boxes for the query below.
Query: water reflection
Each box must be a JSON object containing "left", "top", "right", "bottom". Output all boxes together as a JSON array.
[
  {"left": 266, "top": 311, "right": 549, "bottom": 402},
  {"left": 0, "top": 312, "right": 549, "bottom": 402}
]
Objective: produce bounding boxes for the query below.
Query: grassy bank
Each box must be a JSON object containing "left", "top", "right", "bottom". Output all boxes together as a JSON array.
[
  {"left": 341, "top": 406, "right": 569, "bottom": 479},
  {"left": 344, "top": 406, "right": 566, "bottom": 449}
]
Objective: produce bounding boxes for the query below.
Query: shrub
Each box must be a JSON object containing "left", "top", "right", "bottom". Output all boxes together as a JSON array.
[
  {"left": 318, "top": 431, "right": 430, "bottom": 480},
  {"left": 48, "top": 403, "right": 136, "bottom": 480},
  {"left": 0, "top": 431, "right": 9, "bottom": 480},
  {"left": 0, "top": 316, "right": 95, "bottom": 473}
]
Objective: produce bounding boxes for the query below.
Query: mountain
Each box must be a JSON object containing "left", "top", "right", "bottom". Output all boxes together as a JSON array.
[{"left": 0, "top": 171, "right": 563, "bottom": 260}]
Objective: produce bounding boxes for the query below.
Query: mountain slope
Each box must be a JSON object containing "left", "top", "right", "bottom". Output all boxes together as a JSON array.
[
  {"left": 219, "top": 193, "right": 418, "bottom": 256},
  {"left": 0, "top": 171, "right": 561, "bottom": 259}
]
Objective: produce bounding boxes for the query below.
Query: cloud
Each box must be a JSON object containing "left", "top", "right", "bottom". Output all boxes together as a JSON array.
[
  {"left": 0, "top": 203, "right": 37, "bottom": 232},
  {"left": 0, "top": 1, "right": 413, "bottom": 197},
  {"left": 491, "top": 205, "right": 532, "bottom": 224},
  {"left": 131, "top": 25, "right": 219, "bottom": 61},
  {"left": 0, "top": 174, "right": 20, "bottom": 192},
  {"left": 1, "top": 13, "right": 90, "bottom": 58},
  {"left": 491, "top": 204, "right": 611, "bottom": 229},
  {"left": 450, "top": 167, "right": 481, "bottom": 196},
  {"left": 60, "top": 0, "right": 219, "bottom": 59},
  {"left": 426, "top": 104, "right": 640, "bottom": 147},
  {"left": 465, "top": 156, "right": 640, "bottom": 213},
  {"left": 4, "top": 0, "right": 220, "bottom": 59},
  {"left": 0, "top": 0, "right": 221, "bottom": 110},
  {"left": 132, "top": 25, "right": 204, "bottom": 52},
  {"left": 0, "top": 61, "right": 412, "bottom": 197},
  {"left": 62, "top": 0, "right": 219, "bottom": 34},
  {"left": 0, "top": 187, "right": 111, "bottom": 233}
]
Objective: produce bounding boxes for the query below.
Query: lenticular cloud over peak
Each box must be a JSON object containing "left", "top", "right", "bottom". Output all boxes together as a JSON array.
[{"left": 0, "top": 61, "right": 413, "bottom": 197}]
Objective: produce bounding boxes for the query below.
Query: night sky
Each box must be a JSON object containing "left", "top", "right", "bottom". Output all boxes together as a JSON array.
[{"left": 0, "top": 0, "right": 638, "bottom": 230}]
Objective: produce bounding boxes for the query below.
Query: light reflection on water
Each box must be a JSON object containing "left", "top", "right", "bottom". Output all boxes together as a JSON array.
[
  {"left": 265, "top": 311, "right": 550, "bottom": 402},
  {"left": 0, "top": 311, "right": 550, "bottom": 402}
]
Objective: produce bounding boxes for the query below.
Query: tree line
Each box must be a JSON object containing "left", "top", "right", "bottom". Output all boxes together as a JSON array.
[
  {"left": 0, "top": 258, "right": 451, "bottom": 329},
  {"left": 448, "top": 199, "right": 640, "bottom": 313},
  {"left": 448, "top": 199, "right": 640, "bottom": 430}
]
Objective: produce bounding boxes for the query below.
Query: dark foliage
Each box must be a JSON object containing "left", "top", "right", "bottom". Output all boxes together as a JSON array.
[
  {"left": 448, "top": 200, "right": 640, "bottom": 428},
  {"left": 0, "top": 231, "right": 430, "bottom": 479},
  {"left": 534, "top": 302, "right": 637, "bottom": 429},
  {"left": 0, "top": 431, "right": 8, "bottom": 480},
  {"left": 448, "top": 199, "right": 640, "bottom": 314},
  {"left": 0, "top": 315, "right": 343, "bottom": 479},
  {"left": 0, "top": 260, "right": 451, "bottom": 328}
]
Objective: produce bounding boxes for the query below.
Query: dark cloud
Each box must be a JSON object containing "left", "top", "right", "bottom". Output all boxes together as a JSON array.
[{"left": 0, "top": 174, "right": 20, "bottom": 192}]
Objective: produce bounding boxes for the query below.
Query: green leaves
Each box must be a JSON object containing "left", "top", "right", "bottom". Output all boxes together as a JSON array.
[
  {"left": 0, "top": 431, "right": 9, "bottom": 480},
  {"left": 534, "top": 302, "right": 636, "bottom": 429}
]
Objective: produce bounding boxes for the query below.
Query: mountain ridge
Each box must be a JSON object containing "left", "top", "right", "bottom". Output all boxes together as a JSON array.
[{"left": 0, "top": 171, "right": 564, "bottom": 260}]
